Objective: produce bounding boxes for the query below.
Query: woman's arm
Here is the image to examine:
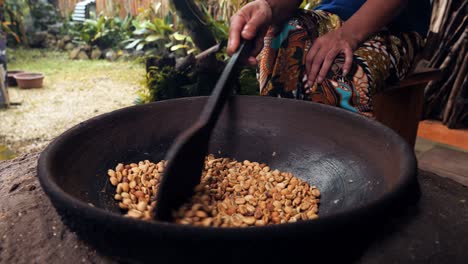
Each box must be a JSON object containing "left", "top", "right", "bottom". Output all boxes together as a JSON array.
[
  {"left": 306, "top": 0, "right": 408, "bottom": 85},
  {"left": 264, "top": 0, "right": 303, "bottom": 25},
  {"left": 227, "top": 0, "right": 301, "bottom": 64}
]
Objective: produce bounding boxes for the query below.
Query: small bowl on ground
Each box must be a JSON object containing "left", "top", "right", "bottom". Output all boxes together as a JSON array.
[
  {"left": 14, "top": 72, "right": 45, "bottom": 89},
  {"left": 7, "top": 70, "right": 25, "bottom": 86}
]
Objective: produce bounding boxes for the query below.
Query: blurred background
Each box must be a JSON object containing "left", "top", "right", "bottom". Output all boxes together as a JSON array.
[{"left": 0, "top": 0, "right": 466, "bottom": 185}]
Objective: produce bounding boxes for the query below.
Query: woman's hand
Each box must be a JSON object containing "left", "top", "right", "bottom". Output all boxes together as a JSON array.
[
  {"left": 305, "top": 28, "right": 360, "bottom": 86},
  {"left": 227, "top": 0, "right": 272, "bottom": 65},
  {"left": 305, "top": 0, "right": 408, "bottom": 86}
]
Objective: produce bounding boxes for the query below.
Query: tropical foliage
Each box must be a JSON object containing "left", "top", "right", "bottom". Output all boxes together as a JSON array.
[
  {"left": 68, "top": 14, "right": 134, "bottom": 50},
  {"left": 3, "top": 0, "right": 62, "bottom": 46},
  {"left": 3, "top": 0, "right": 29, "bottom": 45},
  {"left": 122, "top": 9, "right": 197, "bottom": 56},
  {"left": 66, "top": 6, "right": 197, "bottom": 56},
  {"left": 3, "top": 0, "right": 322, "bottom": 103}
]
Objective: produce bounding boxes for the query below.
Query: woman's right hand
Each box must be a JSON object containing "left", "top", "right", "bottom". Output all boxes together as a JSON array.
[{"left": 227, "top": 0, "right": 273, "bottom": 65}]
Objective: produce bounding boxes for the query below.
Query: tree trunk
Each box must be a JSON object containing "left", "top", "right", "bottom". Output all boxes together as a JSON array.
[
  {"left": 169, "top": 0, "right": 231, "bottom": 97},
  {"left": 171, "top": 0, "right": 218, "bottom": 51}
]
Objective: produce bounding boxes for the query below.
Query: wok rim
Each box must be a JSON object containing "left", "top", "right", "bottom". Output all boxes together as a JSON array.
[{"left": 37, "top": 95, "right": 417, "bottom": 238}]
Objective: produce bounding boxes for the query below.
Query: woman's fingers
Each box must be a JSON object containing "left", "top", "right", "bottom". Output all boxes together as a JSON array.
[
  {"left": 342, "top": 46, "right": 353, "bottom": 76},
  {"left": 247, "top": 56, "right": 258, "bottom": 65},
  {"left": 305, "top": 40, "right": 321, "bottom": 77},
  {"left": 241, "top": 1, "right": 272, "bottom": 40},
  {"left": 241, "top": 13, "right": 265, "bottom": 40},
  {"left": 306, "top": 46, "right": 326, "bottom": 87},
  {"left": 306, "top": 42, "right": 355, "bottom": 84},
  {"left": 228, "top": 14, "right": 247, "bottom": 55},
  {"left": 247, "top": 27, "right": 267, "bottom": 64},
  {"left": 246, "top": 36, "right": 265, "bottom": 65},
  {"left": 228, "top": 1, "right": 272, "bottom": 56},
  {"left": 317, "top": 48, "right": 340, "bottom": 83}
]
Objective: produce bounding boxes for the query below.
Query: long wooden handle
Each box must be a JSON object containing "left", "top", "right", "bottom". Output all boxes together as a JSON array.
[{"left": 198, "top": 40, "right": 252, "bottom": 129}]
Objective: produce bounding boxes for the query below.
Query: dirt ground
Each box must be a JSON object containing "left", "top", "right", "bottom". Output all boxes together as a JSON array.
[
  {"left": 1, "top": 153, "right": 467, "bottom": 263},
  {"left": 0, "top": 153, "right": 111, "bottom": 263},
  {"left": 0, "top": 49, "right": 144, "bottom": 156}
]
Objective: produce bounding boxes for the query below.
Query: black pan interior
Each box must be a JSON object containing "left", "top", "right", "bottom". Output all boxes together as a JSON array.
[{"left": 48, "top": 96, "right": 412, "bottom": 218}]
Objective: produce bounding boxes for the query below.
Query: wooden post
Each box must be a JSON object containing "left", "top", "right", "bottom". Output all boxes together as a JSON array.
[
  {"left": 0, "top": 66, "right": 8, "bottom": 108},
  {"left": 0, "top": 0, "right": 9, "bottom": 109}
]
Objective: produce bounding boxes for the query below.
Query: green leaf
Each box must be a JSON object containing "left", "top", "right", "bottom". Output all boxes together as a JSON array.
[
  {"left": 125, "top": 39, "right": 142, "bottom": 49},
  {"left": 133, "top": 28, "right": 149, "bottom": 35},
  {"left": 172, "top": 32, "right": 187, "bottom": 41},
  {"left": 145, "top": 22, "right": 158, "bottom": 32},
  {"left": 187, "top": 48, "right": 198, "bottom": 55},
  {"left": 136, "top": 43, "right": 145, "bottom": 51},
  {"left": 84, "top": 20, "right": 97, "bottom": 27},
  {"left": 121, "top": 38, "right": 136, "bottom": 44},
  {"left": 152, "top": 18, "right": 173, "bottom": 32},
  {"left": 131, "top": 20, "right": 141, "bottom": 29},
  {"left": 97, "top": 15, "right": 105, "bottom": 29},
  {"left": 93, "top": 32, "right": 102, "bottom": 41},
  {"left": 145, "top": 35, "right": 163, "bottom": 42},
  {"left": 141, "top": 20, "right": 153, "bottom": 29},
  {"left": 170, "top": 44, "right": 190, "bottom": 51}
]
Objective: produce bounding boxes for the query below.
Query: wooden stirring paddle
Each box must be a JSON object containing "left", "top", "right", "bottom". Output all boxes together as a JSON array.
[{"left": 153, "top": 41, "right": 252, "bottom": 221}]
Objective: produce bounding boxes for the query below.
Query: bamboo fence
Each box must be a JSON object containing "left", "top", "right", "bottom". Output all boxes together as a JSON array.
[
  {"left": 57, "top": 0, "right": 80, "bottom": 16},
  {"left": 423, "top": 0, "right": 467, "bottom": 128},
  {"left": 57, "top": 0, "right": 171, "bottom": 17},
  {"left": 56, "top": 0, "right": 321, "bottom": 20}
]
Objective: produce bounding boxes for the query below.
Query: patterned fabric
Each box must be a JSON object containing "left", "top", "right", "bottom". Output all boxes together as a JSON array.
[{"left": 258, "top": 10, "right": 425, "bottom": 116}]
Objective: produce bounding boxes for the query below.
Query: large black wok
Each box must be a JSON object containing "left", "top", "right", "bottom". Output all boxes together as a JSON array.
[{"left": 38, "top": 96, "right": 418, "bottom": 263}]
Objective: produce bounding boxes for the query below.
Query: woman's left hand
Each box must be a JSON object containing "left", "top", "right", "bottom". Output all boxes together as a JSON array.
[{"left": 305, "top": 28, "right": 360, "bottom": 86}]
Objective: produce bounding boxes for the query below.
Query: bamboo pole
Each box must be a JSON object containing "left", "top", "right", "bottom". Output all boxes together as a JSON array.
[
  {"left": 424, "top": 21, "right": 467, "bottom": 120},
  {"left": 443, "top": 51, "right": 468, "bottom": 124},
  {"left": 424, "top": 27, "right": 467, "bottom": 103},
  {"left": 440, "top": 1, "right": 467, "bottom": 41},
  {"left": 429, "top": 3, "right": 467, "bottom": 67},
  {"left": 446, "top": 75, "right": 468, "bottom": 128},
  {"left": 425, "top": 50, "right": 464, "bottom": 118},
  {"left": 430, "top": 0, "right": 450, "bottom": 33}
]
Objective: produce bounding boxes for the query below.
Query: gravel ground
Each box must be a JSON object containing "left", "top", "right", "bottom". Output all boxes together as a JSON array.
[{"left": 0, "top": 49, "right": 145, "bottom": 155}]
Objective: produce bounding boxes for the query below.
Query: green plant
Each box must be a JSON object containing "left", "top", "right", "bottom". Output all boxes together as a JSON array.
[
  {"left": 28, "top": 1, "right": 61, "bottom": 31},
  {"left": 200, "top": 0, "right": 251, "bottom": 22},
  {"left": 123, "top": 16, "right": 174, "bottom": 54},
  {"left": 4, "top": 0, "right": 28, "bottom": 46},
  {"left": 2, "top": 22, "right": 21, "bottom": 44},
  {"left": 4, "top": 0, "right": 64, "bottom": 47},
  {"left": 123, "top": 17, "right": 199, "bottom": 57},
  {"left": 168, "top": 32, "right": 198, "bottom": 55},
  {"left": 135, "top": 1, "right": 260, "bottom": 104},
  {"left": 59, "top": 14, "right": 74, "bottom": 36},
  {"left": 203, "top": 5, "right": 229, "bottom": 43},
  {"left": 70, "top": 13, "right": 134, "bottom": 50},
  {"left": 239, "top": 67, "right": 259, "bottom": 95},
  {"left": 138, "top": 62, "right": 196, "bottom": 103}
]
